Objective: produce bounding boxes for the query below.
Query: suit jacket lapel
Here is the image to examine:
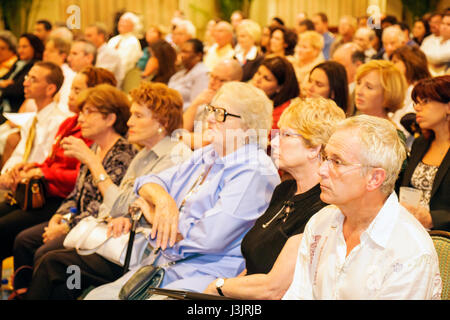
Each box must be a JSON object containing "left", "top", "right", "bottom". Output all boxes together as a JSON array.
[{"left": 431, "top": 147, "right": 450, "bottom": 198}]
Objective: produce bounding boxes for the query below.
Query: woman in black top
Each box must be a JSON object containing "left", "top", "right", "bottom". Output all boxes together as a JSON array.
[
  {"left": 204, "top": 97, "right": 346, "bottom": 299},
  {"left": 399, "top": 76, "right": 450, "bottom": 231}
]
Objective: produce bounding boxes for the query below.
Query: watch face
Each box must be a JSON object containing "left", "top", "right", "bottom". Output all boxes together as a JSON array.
[{"left": 216, "top": 278, "right": 224, "bottom": 287}]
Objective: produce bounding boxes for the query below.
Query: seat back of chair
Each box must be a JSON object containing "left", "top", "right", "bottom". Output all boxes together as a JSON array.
[{"left": 429, "top": 230, "right": 450, "bottom": 300}]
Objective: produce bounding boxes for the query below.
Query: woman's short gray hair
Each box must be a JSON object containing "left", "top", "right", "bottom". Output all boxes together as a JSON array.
[
  {"left": 337, "top": 115, "right": 407, "bottom": 195},
  {"left": 211, "top": 81, "right": 273, "bottom": 149},
  {"left": 0, "top": 30, "right": 17, "bottom": 53}
]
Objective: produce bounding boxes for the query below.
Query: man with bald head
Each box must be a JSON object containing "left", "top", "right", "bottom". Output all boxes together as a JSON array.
[
  {"left": 380, "top": 25, "right": 407, "bottom": 60},
  {"left": 332, "top": 42, "right": 365, "bottom": 115},
  {"left": 353, "top": 27, "right": 377, "bottom": 61},
  {"left": 182, "top": 59, "right": 243, "bottom": 148},
  {"left": 203, "top": 21, "right": 235, "bottom": 71},
  {"left": 330, "top": 16, "right": 357, "bottom": 57}
]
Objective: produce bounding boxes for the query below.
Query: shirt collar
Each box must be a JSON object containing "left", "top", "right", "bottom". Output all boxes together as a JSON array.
[
  {"left": 36, "top": 102, "right": 57, "bottom": 123},
  {"left": 149, "top": 135, "right": 179, "bottom": 158},
  {"left": 190, "top": 143, "right": 261, "bottom": 167},
  {"left": 361, "top": 192, "right": 399, "bottom": 248}
]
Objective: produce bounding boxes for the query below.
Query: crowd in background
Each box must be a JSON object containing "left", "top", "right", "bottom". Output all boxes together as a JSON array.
[{"left": 0, "top": 5, "right": 448, "bottom": 300}]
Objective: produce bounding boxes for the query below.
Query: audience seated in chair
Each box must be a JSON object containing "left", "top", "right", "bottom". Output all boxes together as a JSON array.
[
  {"left": 283, "top": 115, "right": 441, "bottom": 299},
  {"left": 203, "top": 97, "right": 345, "bottom": 299}
]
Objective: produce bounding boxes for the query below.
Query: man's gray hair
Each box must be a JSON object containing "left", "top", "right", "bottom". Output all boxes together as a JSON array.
[
  {"left": 336, "top": 115, "right": 407, "bottom": 195},
  {"left": 175, "top": 20, "right": 196, "bottom": 38}
]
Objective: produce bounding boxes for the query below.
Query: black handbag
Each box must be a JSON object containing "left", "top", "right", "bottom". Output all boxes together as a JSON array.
[
  {"left": 6, "top": 176, "right": 48, "bottom": 211},
  {"left": 118, "top": 251, "right": 201, "bottom": 300}
]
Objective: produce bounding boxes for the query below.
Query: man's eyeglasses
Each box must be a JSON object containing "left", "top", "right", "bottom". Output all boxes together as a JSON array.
[
  {"left": 322, "top": 155, "right": 371, "bottom": 174},
  {"left": 205, "top": 105, "right": 241, "bottom": 123}
]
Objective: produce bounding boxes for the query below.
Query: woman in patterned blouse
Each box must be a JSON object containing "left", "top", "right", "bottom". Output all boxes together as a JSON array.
[
  {"left": 399, "top": 75, "right": 450, "bottom": 231},
  {"left": 14, "top": 84, "right": 137, "bottom": 269}
]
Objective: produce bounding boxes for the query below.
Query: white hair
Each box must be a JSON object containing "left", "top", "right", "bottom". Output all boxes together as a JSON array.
[
  {"left": 175, "top": 20, "right": 196, "bottom": 38},
  {"left": 337, "top": 115, "right": 407, "bottom": 195}
]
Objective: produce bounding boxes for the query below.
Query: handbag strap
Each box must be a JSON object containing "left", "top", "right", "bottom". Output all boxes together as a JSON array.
[{"left": 152, "top": 248, "right": 202, "bottom": 269}]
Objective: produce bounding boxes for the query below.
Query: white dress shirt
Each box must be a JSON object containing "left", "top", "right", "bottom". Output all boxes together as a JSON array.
[
  {"left": 107, "top": 33, "right": 142, "bottom": 75},
  {"left": 168, "top": 62, "right": 209, "bottom": 111},
  {"left": 283, "top": 193, "right": 442, "bottom": 300},
  {"left": 421, "top": 34, "right": 450, "bottom": 76},
  {"left": 96, "top": 43, "right": 125, "bottom": 88},
  {"left": 2, "top": 102, "right": 69, "bottom": 173},
  {"left": 56, "top": 63, "right": 76, "bottom": 114}
]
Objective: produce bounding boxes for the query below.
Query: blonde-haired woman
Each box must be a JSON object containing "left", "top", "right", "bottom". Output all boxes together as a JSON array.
[
  {"left": 204, "top": 97, "right": 346, "bottom": 299},
  {"left": 289, "top": 31, "right": 325, "bottom": 89},
  {"left": 355, "top": 60, "right": 408, "bottom": 138},
  {"left": 234, "top": 19, "right": 264, "bottom": 81}
]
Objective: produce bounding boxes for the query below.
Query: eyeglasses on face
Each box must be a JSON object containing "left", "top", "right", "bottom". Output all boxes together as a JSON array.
[
  {"left": 79, "top": 107, "right": 103, "bottom": 117},
  {"left": 205, "top": 104, "right": 241, "bottom": 122},
  {"left": 322, "top": 154, "right": 367, "bottom": 174},
  {"left": 274, "top": 130, "right": 304, "bottom": 139}
]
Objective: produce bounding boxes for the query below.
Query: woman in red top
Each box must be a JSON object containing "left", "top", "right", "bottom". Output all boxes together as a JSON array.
[{"left": 251, "top": 56, "right": 299, "bottom": 130}]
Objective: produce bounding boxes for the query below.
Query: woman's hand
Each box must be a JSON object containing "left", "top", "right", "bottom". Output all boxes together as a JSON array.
[
  {"left": 204, "top": 279, "right": 221, "bottom": 296},
  {"left": 401, "top": 202, "right": 434, "bottom": 229},
  {"left": 135, "top": 184, "right": 182, "bottom": 250},
  {"left": 43, "top": 214, "right": 70, "bottom": 243},
  {"left": 107, "top": 216, "right": 132, "bottom": 238},
  {"left": 61, "top": 136, "right": 97, "bottom": 165}
]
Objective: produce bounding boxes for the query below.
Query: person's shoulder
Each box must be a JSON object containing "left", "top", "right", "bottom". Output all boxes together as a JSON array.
[{"left": 390, "top": 205, "right": 437, "bottom": 256}]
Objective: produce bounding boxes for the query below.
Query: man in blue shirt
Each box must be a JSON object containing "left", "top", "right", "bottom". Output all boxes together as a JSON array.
[{"left": 312, "top": 13, "right": 335, "bottom": 60}]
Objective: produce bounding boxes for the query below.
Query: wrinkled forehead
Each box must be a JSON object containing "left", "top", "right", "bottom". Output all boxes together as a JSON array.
[{"left": 325, "top": 128, "right": 362, "bottom": 160}]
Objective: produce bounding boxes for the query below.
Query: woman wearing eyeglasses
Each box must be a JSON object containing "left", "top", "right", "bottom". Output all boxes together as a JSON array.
[
  {"left": 399, "top": 75, "right": 450, "bottom": 232},
  {"left": 0, "top": 67, "right": 118, "bottom": 283},
  {"left": 8, "top": 84, "right": 137, "bottom": 283},
  {"left": 203, "top": 97, "right": 346, "bottom": 299},
  {"left": 83, "top": 81, "right": 280, "bottom": 299}
]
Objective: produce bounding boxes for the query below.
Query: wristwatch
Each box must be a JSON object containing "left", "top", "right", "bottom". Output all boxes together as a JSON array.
[
  {"left": 215, "top": 278, "right": 225, "bottom": 296},
  {"left": 94, "top": 173, "right": 109, "bottom": 185}
]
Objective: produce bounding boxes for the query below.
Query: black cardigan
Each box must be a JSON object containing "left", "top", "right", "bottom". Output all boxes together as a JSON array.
[{"left": 400, "top": 135, "right": 450, "bottom": 231}]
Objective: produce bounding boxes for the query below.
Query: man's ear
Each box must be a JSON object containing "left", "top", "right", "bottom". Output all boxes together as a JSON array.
[
  {"left": 46, "top": 83, "right": 58, "bottom": 98},
  {"left": 366, "top": 167, "right": 386, "bottom": 192}
]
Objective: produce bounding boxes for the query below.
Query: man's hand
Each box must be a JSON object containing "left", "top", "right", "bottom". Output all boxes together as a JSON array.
[{"left": 43, "top": 214, "right": 69, "bottom": 243}]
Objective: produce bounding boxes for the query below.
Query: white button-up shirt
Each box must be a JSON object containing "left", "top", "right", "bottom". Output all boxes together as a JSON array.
[
  {"left": 2, "top": 102, "right": 69, "bottom": 173},
  {"left": 283, "top": 193, "right": 442, "bottom": 300},
  {"left": 96, "top": 43, "right": 125, "bottom": 88},
  {"left": 107, "top": 33, "right": 142, "bottom": 75}
]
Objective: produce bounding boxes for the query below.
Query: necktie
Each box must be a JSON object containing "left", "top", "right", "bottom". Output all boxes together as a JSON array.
[{"left": 22, "top": 116, "right": 37, "bottom": 162}]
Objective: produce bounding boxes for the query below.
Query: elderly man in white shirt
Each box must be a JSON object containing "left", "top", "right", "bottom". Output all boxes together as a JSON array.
[
  {"left": 1, "top": 62, "right": 69, "bottom": 176},
  {"left": 283, "top": 115, "right": 442, "bottom": 300},
  {"left": 84, "top": 23, "right": 124, "bottom": 88},
  {"left": 107, "top": 12, "right": 142, "bottom": 76},
  {"left": 421, "top": 13, "right": 450, "bottom": 76}
]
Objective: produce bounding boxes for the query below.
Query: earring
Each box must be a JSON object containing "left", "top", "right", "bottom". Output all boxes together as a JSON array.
[{"left": 157, "top": 127, "right": 164, "bottom": 134}]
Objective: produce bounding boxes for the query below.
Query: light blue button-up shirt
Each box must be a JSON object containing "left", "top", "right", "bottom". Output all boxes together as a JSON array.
[{"left": 133, "top": 143, "right": 280, "bottom": 292}]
